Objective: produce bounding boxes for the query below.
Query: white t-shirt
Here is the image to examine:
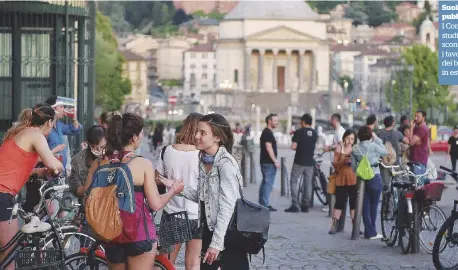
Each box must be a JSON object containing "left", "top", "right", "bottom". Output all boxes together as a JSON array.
[
  {"left": 333, "top": 125, "right": 346, "bottom": 145},
  {"left": 155, "top": 146, "right": 199, "bottom": 219}
]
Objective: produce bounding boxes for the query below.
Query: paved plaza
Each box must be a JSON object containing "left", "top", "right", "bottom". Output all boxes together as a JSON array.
[{"left": 142, "top": 142, "right": 457, "bottom": 269}]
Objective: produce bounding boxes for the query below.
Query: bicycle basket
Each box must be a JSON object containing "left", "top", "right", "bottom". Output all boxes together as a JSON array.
[
  {"left": 416, "top": 182, "right": 445, "bottom": 202},
  {"left": 157, "top": 211, "right": 192, "bottom": 248},
  {"left": 16, "top": 249, "right": 64, "bottom": 270}
]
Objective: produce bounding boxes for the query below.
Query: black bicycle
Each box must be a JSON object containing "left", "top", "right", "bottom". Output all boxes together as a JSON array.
[
  {"left": 297, "top": 152, "right": 328, "bottom": 206},
  {"left": 0, "top": 185, "right": 69, "bottom": 270}
]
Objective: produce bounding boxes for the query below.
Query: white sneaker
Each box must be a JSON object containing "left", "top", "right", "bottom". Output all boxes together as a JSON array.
[
  {"left": 322, "top": 206, "right": 329, "bottom": 212},
  {"left": 369, "top": 234, "right": 383, "bottom": 240}
]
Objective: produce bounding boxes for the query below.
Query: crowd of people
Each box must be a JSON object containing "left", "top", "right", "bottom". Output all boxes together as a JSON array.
[
  {"left": 0, "top": 98, "right": 251, "bottom": 270},
  {"left": 257, "top": 110, "right": 433, "bottom": 240},
  {"left": 0, "top": 93, "right": 443, "bottom": 270}
]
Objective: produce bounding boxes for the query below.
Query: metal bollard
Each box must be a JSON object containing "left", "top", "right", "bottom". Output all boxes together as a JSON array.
[
  {"left": 241, "top": 150, "right": 248, "bottom": 187},
  {"left": 411, "top": 198, "right": 421, "bottom": 253},
  {"left": 280, "top": 157, "right": 286, "bottom": 196},
  {"left": 351, "top": 178, "right": 365, "bottom": 240},
  {"left": 249, "top": 152, "right": 256, "bottom": 184}
]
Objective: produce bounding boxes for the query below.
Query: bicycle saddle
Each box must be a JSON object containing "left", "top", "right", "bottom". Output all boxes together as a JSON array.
[
  {"left": 392, "top": 181, "right": 413, "bottom": 189},
  {"left": 21, "top": 216, "right": 51, "bottom": 234}
]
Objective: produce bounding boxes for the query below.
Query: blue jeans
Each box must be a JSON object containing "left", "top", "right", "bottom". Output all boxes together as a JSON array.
[
  {"left": 259, "top": 163, "right": 277, "bottom": 207},
  {"left": 362, "top": 174, "right": 382, "bottom": 238}
]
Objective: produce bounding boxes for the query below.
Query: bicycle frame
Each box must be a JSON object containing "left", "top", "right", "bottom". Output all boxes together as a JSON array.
[{"left": 0, "top": 185, "right": 69, "bottom": 269}]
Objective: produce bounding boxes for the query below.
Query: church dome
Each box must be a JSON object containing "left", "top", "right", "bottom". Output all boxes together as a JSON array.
[{"left": 224, "top": 0, "right": 320, "bottom": 21}]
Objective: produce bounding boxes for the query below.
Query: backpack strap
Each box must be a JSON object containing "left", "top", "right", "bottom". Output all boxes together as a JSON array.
[{"left": 160, "top": 146, "right": 168, "bottom": 161}]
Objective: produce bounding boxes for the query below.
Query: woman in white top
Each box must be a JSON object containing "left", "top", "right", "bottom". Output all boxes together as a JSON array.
[{"left": 156, "top": 113, "right": 203, "bottom": 270}]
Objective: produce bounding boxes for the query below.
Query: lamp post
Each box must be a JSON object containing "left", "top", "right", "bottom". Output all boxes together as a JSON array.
[
  {"left": 390, "top": 79, "right": 396, "bottom": 113},
  {"left": 408, "top": 65, "right": 414, "bottom": 117}
]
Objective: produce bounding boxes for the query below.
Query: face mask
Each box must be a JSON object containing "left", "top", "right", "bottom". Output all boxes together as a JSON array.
[{"left": 91, "top": 148, "right": 104, "bottom": 157}]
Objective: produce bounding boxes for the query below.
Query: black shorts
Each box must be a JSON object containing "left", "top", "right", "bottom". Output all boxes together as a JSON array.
[
  {"left": 105, "top": 240, "right": 154, "bottom": 264},
  {"left": 0, "top": 193, "right": 16, "bottom": 222},
  {"left": 334, "top": 185, "right": 357, "bottom": 211}
]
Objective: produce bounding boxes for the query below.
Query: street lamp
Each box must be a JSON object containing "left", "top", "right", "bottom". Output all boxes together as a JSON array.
[
  {"left": 408, "top": 65, "right": 414, "bottom": 117},
  {"left": 343, "top": 80, "right": 349, "bottom": 95},
  {"left": 390, "top": 79, "right": 396, "bottom": 112}
]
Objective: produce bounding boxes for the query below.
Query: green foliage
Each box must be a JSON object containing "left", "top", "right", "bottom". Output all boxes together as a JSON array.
[
  {"left": 98, "top": 1, "right": 179, "bottom": 35},
  {"left": 306, "top": 1, "right": 346, "bottom": 14},
  {"left": 387, "top": 45, "right": 452, "bottom": 116},
  {"left": 344, "top": 2, "right": 396, "bottom": 27},
  {"left": 159, "top": 79, "right": 183, "bottom": 87},
  {"left": 95, "top": 11, "right": 131, "bottom": 111},
  {"left": 338, "top": 76, "right": 353, "bottom": 94},
  {"left": 192, "top": 10, "right": 226, "bottom": 20}
]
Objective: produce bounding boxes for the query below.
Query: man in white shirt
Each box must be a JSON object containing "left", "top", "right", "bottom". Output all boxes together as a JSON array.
[{"left": 323, "top": 113, "right": 345, "bottom": 212}]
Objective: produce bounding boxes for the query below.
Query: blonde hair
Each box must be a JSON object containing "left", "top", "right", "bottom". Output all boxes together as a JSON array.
[
  {"left": 3, "top": 104, "right": 55, "bottom": 142},
  {"left": 175, "top": 113, "right": 203, "bottom": 145},
  {"left": 3, "top": 109, "right": 33, "bottom": 141}
]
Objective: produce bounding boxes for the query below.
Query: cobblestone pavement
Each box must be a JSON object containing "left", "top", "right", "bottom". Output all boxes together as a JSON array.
[{"left": 141, "top": 142, "right": 456, "bottom": 269}]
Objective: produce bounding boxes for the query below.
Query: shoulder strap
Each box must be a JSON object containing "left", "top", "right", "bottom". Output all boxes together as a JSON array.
[
  {"left": 160, "top": 146, "right": 168, "bottom": 161},
  {"left": 216, "top": 157, "right": 244, "bottom": 200}
]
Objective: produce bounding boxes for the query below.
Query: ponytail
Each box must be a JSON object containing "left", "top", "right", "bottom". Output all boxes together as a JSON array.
[
  {"left": 106, "top": 114, "right": 124, "bottom": 156},
  {"left": 3, "top": 108, "right": 33, "bottom": 141}
]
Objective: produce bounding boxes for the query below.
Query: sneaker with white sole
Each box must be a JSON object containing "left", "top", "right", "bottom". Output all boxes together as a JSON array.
[
  {"left": 322, "top": 206, "right": 329, "bottom": 212},
  {"left": 369, "top": 234, "right": 383, "bottom": 240}
]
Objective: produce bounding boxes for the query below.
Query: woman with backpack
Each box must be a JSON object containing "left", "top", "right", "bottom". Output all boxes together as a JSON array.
[
  {"left": 159, "top": 113, "right": 248, "bottom": 270},
  {"left": 82, "top": 113, "right": 184, "bottom": 269},
  {"left": 329, "top": 129, "right": 358, "bottom": 235},
  {"left": 351, "top": 126, "right": 387, "bottom": 240},
  {"left": 155, "top": 113, "right": 203, "bottom": 270},
  {"left": 0, "top": 104, "right": 64, "bottom": 269}
]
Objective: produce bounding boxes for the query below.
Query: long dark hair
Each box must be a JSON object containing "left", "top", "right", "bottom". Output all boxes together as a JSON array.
[
  {"left": 176, "top": 113, "right": 203, "bottom": 145},
  {"left": 4, "top": 104, "right": 55, "bottom": 141},
  {"left": 200, "top": 113, "right": 234, "bottom": 153},
  {"left": 106, "top": 113, "right": 144, "bottom": 156},
  {"left": 342, "top": 129, "right": 358, "bottom": 145}
]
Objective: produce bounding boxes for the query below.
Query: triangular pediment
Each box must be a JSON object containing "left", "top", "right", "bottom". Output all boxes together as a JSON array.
[{"left": 246, "top": 26, "right": 324, "bottom": 41}]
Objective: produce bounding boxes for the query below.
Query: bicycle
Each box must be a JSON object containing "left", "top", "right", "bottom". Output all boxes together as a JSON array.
[
  {"left": 432, "top": 200, "right": 458, "bottom": 270},
  {"left": 66, "top": 210, "right": 192, "bottom": 270},
  {"left": 380, "top": 162, "right": 446, "bottom": 254},
  {"left": 0, "top": 184, "right": 70, "bottom": 269},
  {"left": 297, "top": 152, "right": 328, "bottom": 206}
]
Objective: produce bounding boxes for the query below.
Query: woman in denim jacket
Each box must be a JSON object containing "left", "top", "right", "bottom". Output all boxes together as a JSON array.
[
  {"left": 160, "top": 113, "right": 247, "bottom": 270},
  {"left": 352, "top": 126, "right": 387, "bottom": 240}
]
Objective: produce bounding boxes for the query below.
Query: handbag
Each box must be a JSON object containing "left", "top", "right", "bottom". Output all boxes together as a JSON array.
[
  {"left": 217, "top": 158, "right": 270, "bottom": 261},
  {"left": 355, "top": 144, "right": 375, "bottom": 181},
  {"left": 327, "top": 173, "right": 336, "bottom": 194}
]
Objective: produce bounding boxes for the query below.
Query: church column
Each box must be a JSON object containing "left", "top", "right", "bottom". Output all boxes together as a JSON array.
[
  {"left": 258, "top": 49, "right": 265, "bottom": 90},
  {"left": 285, "top": 49, "right": 292, "bottom": 92},
  {"left": 310, "top": 51, "right": 317, "bottom": 91},
  {"left": 298, "top": 49, "right": 305, "bottom": 92},
  {"left": 244, "top": 48, "right": 252, "bottom": 91},
  {"left": 272, "top": 49, "right": 278, "bottom": 92}
]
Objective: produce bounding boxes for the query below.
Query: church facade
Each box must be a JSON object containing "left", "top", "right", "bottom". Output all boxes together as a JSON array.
[{"left": 200, "top": 1, "right": 333, "bottom": 120}]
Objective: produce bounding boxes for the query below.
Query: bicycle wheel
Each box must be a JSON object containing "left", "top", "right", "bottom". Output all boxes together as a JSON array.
[
  {"left": 65, "top": 253, "right": 108, "bottom": 269},
  {"left": 432, "top": 214, "right": 458, "bottom": 270},
  {"left": 381, "top": 192, "right": 397, "bottom": 247},
  {"left": 313, "top": 171, "right": 328, "bottom": 206},
  {"left": 398, "top": 197, "right": 412, "bottom": 254},
  {"left": 44, "top": 227, "right": 100, "bottom": 257},
  {"left": 154, "top": 254, "right": 176, "bottom": 270},
  {"left": 419, "top": 204, "right": 447, "bottom": 254}
]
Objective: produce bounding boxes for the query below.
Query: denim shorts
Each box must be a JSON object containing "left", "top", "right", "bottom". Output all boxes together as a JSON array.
[{"left": 0, "top": 193, "right": 16, "bottom": 222}]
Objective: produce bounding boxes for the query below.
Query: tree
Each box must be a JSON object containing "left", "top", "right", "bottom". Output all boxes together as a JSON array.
[
  {"left": 344, "top": 3, "right": 368, "bottom": 26},
  {"left": 95, "top": 11, "right": 131, "bottom": 111},
  {"left": 338, "top": 75, "right": 353, "bottom": 94},
  {"left": 387, "top": 45, "right": 452, "bottom": 116},
  {"left": 365, "top": 2, "right": 397, "bottom": 27}
]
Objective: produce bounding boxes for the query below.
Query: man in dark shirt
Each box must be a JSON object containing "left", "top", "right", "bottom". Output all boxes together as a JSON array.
[
  {"left": 259, "top": 113, "right": 279, "bottom": 211},
  {"left": 285, "top": 114, "right": 317, "bottom": 213},
  {"left": 447, "top": 126, "right": 458, "bottom": 180}
]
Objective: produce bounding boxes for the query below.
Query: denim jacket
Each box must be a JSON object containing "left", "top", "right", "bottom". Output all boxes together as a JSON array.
[
  {"left": 351, "top": 137, "right": 388, "bottom": 175},
  {"left": 182, "top": 146, "right": 242, "bottom": 251}
]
